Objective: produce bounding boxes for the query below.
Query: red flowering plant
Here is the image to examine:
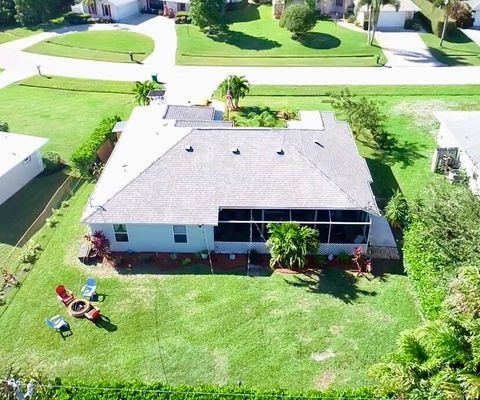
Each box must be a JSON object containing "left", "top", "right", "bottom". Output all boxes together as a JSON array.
[{"left": 84, "top": 230, "right": 111, "bottom": 258}]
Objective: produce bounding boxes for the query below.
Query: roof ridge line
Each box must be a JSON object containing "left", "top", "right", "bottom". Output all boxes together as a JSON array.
[
  {"left": 275, "top": 130, "right": 367, "bottom": 211},
  {"left": 82, "top": 128, "right": 194, "bottom": 223}
]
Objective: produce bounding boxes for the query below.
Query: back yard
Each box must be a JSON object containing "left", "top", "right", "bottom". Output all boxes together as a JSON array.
[
  {"left": 0, "top": 183, "right": 421, "bottom": 389},
  {"left": 176, "top": 5, "right": 386, "bottom": 66}
]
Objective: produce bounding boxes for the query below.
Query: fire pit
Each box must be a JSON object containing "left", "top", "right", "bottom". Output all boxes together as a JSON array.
[{"left": 68, "top": 298, "right": 91, "bottom": 318}]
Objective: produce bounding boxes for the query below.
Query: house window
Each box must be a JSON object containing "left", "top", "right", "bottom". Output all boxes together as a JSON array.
[
  {"left": 113, "top": 224, "right": 128, "bottom": 242},
  {"left": 173, "top": 225, "right": 188, "bottom": 243},
  {"left": 23, "top": 156, "right": 31, "bottom": 164},
  {"left": 102, "top": 3, "right": 111, "bottom": 17}
]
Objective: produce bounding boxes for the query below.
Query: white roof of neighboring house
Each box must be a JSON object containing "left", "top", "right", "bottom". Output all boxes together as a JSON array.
[
  {"left": 435, "top": 111, "right": 480, "bottom": 169},
  {"left": 466, "top": 0, "right": 480, "bottom": 11},
  {"left": 81, "top": 105, "right": 378, "bottom": 225},
  {"left": 0, "top": 132, "right": 48, "bottom": 177},
  {"left": 356, "top": 0, "right": 420, "bottom": 12}
]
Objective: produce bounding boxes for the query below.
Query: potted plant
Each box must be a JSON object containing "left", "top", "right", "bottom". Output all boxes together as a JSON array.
[{"left": 200, "top": 249, "right": 209, "bottom": 260}]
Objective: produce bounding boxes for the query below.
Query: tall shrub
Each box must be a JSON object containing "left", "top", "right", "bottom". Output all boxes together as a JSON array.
[
  {"left": 70, "top": 115, "right": 121, "bottom": 177},
  {"left": 403, "top": 181, "right": 480, "bottom": 318},
  {"left": 279, "top": 4, "right": 316, "bottom": 39},
  {"left": 190, "top": 0, "right": 226, "bottom": 30}
]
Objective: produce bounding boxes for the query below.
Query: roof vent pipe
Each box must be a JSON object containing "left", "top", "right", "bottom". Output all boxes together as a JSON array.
[
  {"left": 276, "top": 148, "right": 284, "bottom": 155},
  {"left": 184, "top": 145, "right": 193, "bottom": 152},
  {"left": 231, "top": 148, "right": 240, "bottom": 155},
  {"left": 314, "top": 140, "right": 324, "bottom": 148}
]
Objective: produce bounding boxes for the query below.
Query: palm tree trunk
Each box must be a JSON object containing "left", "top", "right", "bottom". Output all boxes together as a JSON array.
[
  {"left": 440, "top": 14, "right": 448, "bottom": 47},
  {"left": 367, "top": 4, "right": 373, "bottom": 45},
  {"left": 370, "top": 19, "right": 377, "bottom": 45}
]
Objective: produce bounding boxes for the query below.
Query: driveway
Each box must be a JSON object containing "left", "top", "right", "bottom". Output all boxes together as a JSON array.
[
  {"left": 375, "top": 31, "right": 441, "bottom": 67},
  {"left": 461, "top": 28, "right": 480, "bottom": 46}
]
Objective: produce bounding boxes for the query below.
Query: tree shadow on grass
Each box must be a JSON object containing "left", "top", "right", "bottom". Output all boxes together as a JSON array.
[
  {"left": 225, "top": 4, "right": 261, "bottom": 23},
  {"left": 372, "top": 133, "right": 427, "bottom": 169},
  {"left": 284, "top": 268, "right": 377, "bottom": 304},
  {"left": 365, "top": 158, "right": 400, "bottom": 203},
  {"left": 297, "top": 32, "right": 341, "bottom": 49},
  {"left": 427, "top": 30, "right": 480, "bottom": 66},
  {"left": 208, "top": 29, "right": 281, "bottom": 51}
]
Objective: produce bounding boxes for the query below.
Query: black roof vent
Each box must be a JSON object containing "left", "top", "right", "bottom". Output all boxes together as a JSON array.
[
  {"left": 184, "top": 145, "right": 193, "bottom": 152},
  {"left": 231, "top": 147, "right": 240, "bottom": 155},
  {"left": 276, "top": 148, "right": 284, "bottom": 155},
  {"left": 314, "top": 140, "right": 324, "bottom": 148}
]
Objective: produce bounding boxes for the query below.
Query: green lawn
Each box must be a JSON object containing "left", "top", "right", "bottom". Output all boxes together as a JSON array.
[
  {"left": 221, "top": 85, "right": 480, "bottom": 201},
  {"left": 0, "top": 76, "right": 135, "bottom": 158},
  {"left": 25, "top": 30, "right": 155, "bottom": 63},
  {"left": 0, "top": 183, "right": 421, "bottom": 389},
  {"left": 177, "top": 5, "right": 386, "bottom": 66},
  {"left": 0, "top": 26, "right": 44, "bottom": 44},
  {"left": 420, "top": 30, "right": 480, "bottom": 66}
]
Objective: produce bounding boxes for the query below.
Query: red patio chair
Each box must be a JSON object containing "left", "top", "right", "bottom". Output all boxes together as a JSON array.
[
  {"left": 85, "top": 306, "right": 101, "bottom": 322},
  {"left": 55, "top": 285, "right": 74, "bottom": 306}
]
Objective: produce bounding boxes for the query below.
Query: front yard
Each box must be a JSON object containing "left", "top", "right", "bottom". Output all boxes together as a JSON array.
[
  {"left": 421, "top": 30, "right": 480, "bottom": 66},
  {"left": 225, "top": 85, "right": 480, "bottom": 201},
  {"left": 25, "top": 30, "right": 155, "bottom": 63},
  {"left": 177, "top": 5, "right": 386, "bottom": 67},
  {"left": 0, "top": 183, "right": 421, "bottom": 389}
]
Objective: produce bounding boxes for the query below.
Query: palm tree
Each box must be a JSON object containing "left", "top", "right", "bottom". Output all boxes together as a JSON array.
[
  {"left": 133, "top": 80, "right": 156, "bottom": 106},
  {"left": 369, "top": 0, "right": 400, "bottom": 45},
  {"left": 267, "top": 223, "right": 319, "bottom": 270},
  {"left": 384, "top": 189, "right": 409, "bottom": 229},
  {"left": 435, "top": 0, "right": 462, "bottom": 47},
  {"left": 218, "top": 75, "right": 250, "bottom": 111},
  {"left": 357, "top": 0, "right": 374, "bottom": 44}
]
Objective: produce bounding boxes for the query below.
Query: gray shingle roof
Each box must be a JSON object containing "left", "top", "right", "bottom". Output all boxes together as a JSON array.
[
  {"left": 83, "top": 112, "right": 378, "bottom": 225},
  {"left": 174, "top": 120, "right": 234, "bottom": 128},
  {"left": 163, "top": 105, "right": 215, "bottom": 121}
]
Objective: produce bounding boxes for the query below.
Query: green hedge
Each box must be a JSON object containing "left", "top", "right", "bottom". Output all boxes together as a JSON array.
[
  {"left": 70, "top": 115, "right": 121, "bottom": 176},
  {"left": 34, "top": 382, "right": 379, "bottom": 400}
]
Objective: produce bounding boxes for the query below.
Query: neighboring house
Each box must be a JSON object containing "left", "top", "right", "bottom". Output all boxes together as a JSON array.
[
  {"left": 71, "top": 0, "right": 146, "bottom": 20},
  {"left": 272, "top": 0, "right": 355, "bottom": 17},
  {"left": 433, "top": 111, "right": 480, "bottom": 195},
  {"left": 466, "top": 0, "right": 480, "bottom": 26},
  {"left": 0, "top": 132, "right": 48, "bottom": 206},
  {"left": 72, "top": 0, "right": 244, "bottom": 19},
  {"left": 81, "top": 104, "right": 379, "bottom": 256},
  {"left": 355, "top": 0, "right": 419, "bottom": 29}
]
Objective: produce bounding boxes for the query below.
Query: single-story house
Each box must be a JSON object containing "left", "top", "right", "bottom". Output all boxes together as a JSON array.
[
  {"left": 0, "top": 132, "right": 48, "bottom": 206},
  {"left": 72, "top": 0, "right": 244, "bottom": 19},
  {"left": 71, "top": 0, "right": 146, "bottom": 20},
  {"left": 81, "top": 103, "right": 379, "bottom": 256},
  {"left": 466, "top": 0, "right": 480, "bottom": 26},
  {"left": 355, "top": 0, "right": 419, "bottom": 29},
  {"left": 433, "top": 111, "right": 480, "bottom": 195},
  {"left": 273, "top": 0, "right": 355, "bottom": 18}
]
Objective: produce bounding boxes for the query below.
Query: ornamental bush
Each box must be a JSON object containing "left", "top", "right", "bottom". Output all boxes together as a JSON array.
[
  {"left": 279, "top": 4, "right": 316, "bottom": 39},
  {"left": 42, "top": 151, "right": 63, "bottom": 174},
  {"left": 70, "top": 115, "right": 121, "bottom": 177}
]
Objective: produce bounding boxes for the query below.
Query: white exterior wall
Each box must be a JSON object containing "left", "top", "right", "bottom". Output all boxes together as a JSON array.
[
  {"left": 0, "top": 150, "right": 44, "bottom": 206},
  {"left": 115, "top": 1, "right": 140, "bottom": 19},
  {"left": 474, "top": 11, "right": 480, "bottom": 27},
  {"left": 88, "top": 223, "right": 214, "bottom": 253},
  {"left": 377, "top": 11, "right": 406, "bottom": 27},
  {"left": 437, "top": 125, "right": 480, "bottom": 195}
]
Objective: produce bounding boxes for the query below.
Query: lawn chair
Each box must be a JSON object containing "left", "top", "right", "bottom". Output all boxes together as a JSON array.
[
  {"left": 55, "top": 285, "right": 74, "bottom": 306},
  {"left": 85, "top": 305, "right": 101, "bottom": 322},
  {"left": 80, "top": 278, "right": 97, "bottom": 300},
  {"left": 45, "top": 315, "right": 71, "bottom": 338}
]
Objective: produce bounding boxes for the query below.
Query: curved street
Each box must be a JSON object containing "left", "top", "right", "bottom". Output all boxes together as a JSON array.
[{"left": 2, "top": 15, "right": 480, "bottom": 102}]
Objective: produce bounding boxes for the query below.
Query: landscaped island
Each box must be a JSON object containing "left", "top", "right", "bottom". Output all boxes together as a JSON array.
[{"left": 177, "top": 5, "right": 386, "bottom": 67}]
